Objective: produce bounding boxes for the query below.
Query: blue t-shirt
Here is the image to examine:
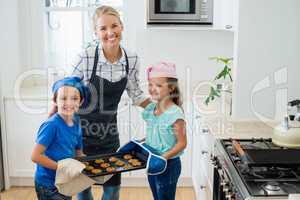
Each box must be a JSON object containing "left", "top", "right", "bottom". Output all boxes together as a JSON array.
[
  {"left": 142, "top": 102, "right": 185, "bottom": 158},
  {"left": 34, "top": 113, "right": 82, "bottom": 188}
]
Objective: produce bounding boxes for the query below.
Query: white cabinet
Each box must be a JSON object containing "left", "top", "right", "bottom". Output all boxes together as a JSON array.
[
  {"left": 4, "top": 99, "right": 47, "bottom": 178},
  {"left": 213, "top": 0, "right": 239, "bottom": 31},
  {"left": 192, "top": 110, "right": 214, "bottom": 200}
]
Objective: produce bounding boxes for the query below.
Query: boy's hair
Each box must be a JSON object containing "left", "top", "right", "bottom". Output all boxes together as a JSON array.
[
  {"left": 93, "top": 5, "right": 122, "bottom": 31},
  {"left": 167, "top": 78, "right": 182, "bottom": 107}
]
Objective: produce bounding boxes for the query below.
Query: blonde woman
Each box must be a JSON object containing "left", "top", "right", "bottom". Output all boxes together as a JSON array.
[{"left": 71, "top": 5, "right": 150, "bottom": 200}]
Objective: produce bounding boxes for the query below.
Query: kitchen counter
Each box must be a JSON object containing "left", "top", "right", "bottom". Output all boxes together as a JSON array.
[{"left": 199, "top": 114, "right": 278, "bottom": 139}]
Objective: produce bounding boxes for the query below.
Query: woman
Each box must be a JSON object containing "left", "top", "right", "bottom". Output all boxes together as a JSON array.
[{"left": 71, "top": 5, "right": 150, "bottom": 200}]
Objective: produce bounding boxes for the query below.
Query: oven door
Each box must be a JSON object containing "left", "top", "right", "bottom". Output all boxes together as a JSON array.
[
  {"left": 213, "top": 166, "right": 243, "bottom": 200},
  {"left": 147, "top": 0, "right": 213, "bottom": 23},
  {"left": 213, "top": 167, "right": 226, "bottom": 200}
]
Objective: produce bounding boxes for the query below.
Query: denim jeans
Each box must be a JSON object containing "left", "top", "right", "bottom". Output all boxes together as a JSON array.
[
  {"left": 148, "top": 157, "right": 181, "bottom": 200},
  {"left": 77, "top": 185, "right": 120, "bottom": 200},
  {"left": 35, "top": 182, "right": 71, "bottom": 200}
]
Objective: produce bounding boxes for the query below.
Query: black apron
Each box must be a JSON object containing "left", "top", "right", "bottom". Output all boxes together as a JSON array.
[{"left": 79, "top": 45, "right": 129, "bottom": 186}]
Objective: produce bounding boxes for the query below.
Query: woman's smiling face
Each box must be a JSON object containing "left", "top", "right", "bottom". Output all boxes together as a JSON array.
[{"left": 95, "top": 14, "right": 123, "bottom": 49}]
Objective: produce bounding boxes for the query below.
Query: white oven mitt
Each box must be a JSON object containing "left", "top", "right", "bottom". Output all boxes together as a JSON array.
[{"left": 55, "top": 158, "right": 96, "bottom": 196}]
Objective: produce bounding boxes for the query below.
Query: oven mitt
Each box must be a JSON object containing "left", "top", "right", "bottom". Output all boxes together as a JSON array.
[
  {"left": 55, "top": 158, "right": 96, "bottom": 196},
  {"left": 118, "top": 140, "right": 167, "bottom": 175}
]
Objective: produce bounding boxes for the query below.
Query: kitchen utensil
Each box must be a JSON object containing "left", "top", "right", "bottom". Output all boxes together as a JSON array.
[
  {"left": 273, "top": 99, "right": 300, "bottom": 148},
  {"left": 245, "top": 149, "right": 300, "bottom": 167},
  {"left": 232, "top": 140, "right": 251, "bottom": 165},
  {"left": 76, "top": 151, "right": 147, "bottom": 177}
]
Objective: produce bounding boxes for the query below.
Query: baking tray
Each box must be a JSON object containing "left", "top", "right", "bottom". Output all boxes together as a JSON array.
[
  {"left": 76, "top": 151, "right": 148, "bottom": 177},
  {"left": 245, "top": 149, "right": 300, "bottom": 167}
]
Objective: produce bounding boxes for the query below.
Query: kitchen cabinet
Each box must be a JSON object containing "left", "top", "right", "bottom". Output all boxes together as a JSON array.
[
  {"left": 3, "top": 99, "right": 47, "bottom": 180},
  {"left": 191, "top": 108, "right": 214, "bottom": 200},
  {"left": 213, "top": 0, "right": 238, "bottom": 31}
]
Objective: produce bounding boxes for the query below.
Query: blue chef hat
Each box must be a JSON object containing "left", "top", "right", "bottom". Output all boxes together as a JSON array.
[{"left": 52, "top": 76, "right": 87, "bottom": 101}]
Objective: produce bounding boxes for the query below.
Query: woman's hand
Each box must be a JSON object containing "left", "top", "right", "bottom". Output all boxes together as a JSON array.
[{"left": 139, "top": 98, "right": 151, "bottom": 109}]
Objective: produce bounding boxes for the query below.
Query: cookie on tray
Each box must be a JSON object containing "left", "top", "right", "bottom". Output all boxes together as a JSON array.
[
  {"left": 123, "top": 154, "right": 132, "bottom": 160},
  {"left": 122, "top": 164, "right": 131, "bottom": 170},
  {"left": 94, "top": 159, "right": 104, "bottom": 164},
  {"left": 106, "top": 167, "right": 116, "bottom": 172},
  {"left": 91, "top": 169, "right": 102, "bottom": 174},
  {"left": 128, "top": 159, "right": 139, "bottom": 164},
  {"left": 100, "top": 163, "right": 110, "bottom": 168},
  {"left": 115, "top": 160, "right": 125, "bottom": 166},
  {"left": 109, "top": 156, "right": 118, "bottom": 163},
  {"left": 131, "top": 161, "right": 142, "bottom": 167},
  {"left": 85, "top": 165, "right": 94, "bottom": 171}
]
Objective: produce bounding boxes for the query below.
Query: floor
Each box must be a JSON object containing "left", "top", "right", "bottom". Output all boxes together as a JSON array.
[{"left": 0, "top": 186, "right": 195, "bottom": 200}]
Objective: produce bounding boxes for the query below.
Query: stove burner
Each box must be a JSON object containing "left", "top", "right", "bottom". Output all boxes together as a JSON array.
[{"left": 263, "top": 182, "right": 281, "bottom": 191}]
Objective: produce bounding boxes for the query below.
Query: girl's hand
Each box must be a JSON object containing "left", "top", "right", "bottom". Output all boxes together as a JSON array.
[{"left": 161, "top": 119, "right": 187, "bottom": 159}]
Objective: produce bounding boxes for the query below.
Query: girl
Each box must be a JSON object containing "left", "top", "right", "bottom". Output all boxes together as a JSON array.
[
  {"left": 143, "top": 62, "right": 187, "bottom": 200},
  {"left": 31, "top": 77, "right": 86, "bottom": 200}
]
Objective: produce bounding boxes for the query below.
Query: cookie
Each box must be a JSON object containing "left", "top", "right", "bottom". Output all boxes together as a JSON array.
[
  {"left": 91, "top": 169, "right": 102, "bottom": 174},
  {"left": 85, "top": 165, "right": 94, "bottom": 171},
  {"left": 95, "top": 159, "right": 104, "bottom": 164},
  {"left": 100, "top": 163, "right": 110, "bottom": 168},
  {"left": 115, "top": 160, "right": 125, "bottom": 166},
  {"left": 128, "top": 159, "right": 139, "bottom": 164},
  {"left": 131, "top": 161, "right": 142, "bottom": 167},
  {"left": 106, "top": 167, "right": 116, "bottom": 172},
  {"left": 123, "top": 154, "right": 132, "bottom": 160},
  {"left": 109, "top": 156, "right": 118, "bottom": 162}
]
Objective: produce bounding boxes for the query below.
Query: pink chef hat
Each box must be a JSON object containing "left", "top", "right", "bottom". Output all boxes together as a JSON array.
[{"left": 147, "top": 62, "right": 177, "bottom": 80}]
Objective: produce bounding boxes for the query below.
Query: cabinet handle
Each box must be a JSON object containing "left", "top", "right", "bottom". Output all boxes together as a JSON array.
[
  {"left": 225, "top": 25, "right": 232, "bottom": 29},
  {"left": 200, "top": 185, "right": 206, "bottom": 190},
  {"left": 195, "top": 115, "right": 201, "bottom": 119},
  {"left": 201, "top": 150, "right": 208, "bottom": 154},
  {"left": 202, "top": 128, "right": 209, "bottom": 133}
]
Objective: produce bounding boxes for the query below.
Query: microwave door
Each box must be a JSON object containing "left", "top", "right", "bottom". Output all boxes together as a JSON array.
[{"left": 149, "top": 0, "right": 201, "bottom": 20}]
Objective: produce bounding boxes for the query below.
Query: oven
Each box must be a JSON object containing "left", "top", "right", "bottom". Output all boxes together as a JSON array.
[
  {"left": 212, "top": 144, "right": 244, "bottom": 200},
  {"left": 213, "top": 138, "right": 300, "bottom": 200},
  {"left": 147, "top": 0, "right": 213, "bottom": 24}
]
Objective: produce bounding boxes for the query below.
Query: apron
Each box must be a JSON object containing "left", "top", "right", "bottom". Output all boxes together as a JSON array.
[{"left": 79, "top": 45, "right": 129, "bottom": 186}]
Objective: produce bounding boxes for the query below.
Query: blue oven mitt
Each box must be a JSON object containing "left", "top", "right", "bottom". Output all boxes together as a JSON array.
[{"left": 118, "top": 140, "right": 167, "bottom": 175}]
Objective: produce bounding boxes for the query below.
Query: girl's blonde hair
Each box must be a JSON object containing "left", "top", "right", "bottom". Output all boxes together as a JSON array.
[{"left": 93, "top": 5, "right": 122, "bottom": 30}]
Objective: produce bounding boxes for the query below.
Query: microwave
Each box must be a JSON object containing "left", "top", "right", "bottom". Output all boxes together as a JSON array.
[{"left": 147, "top": 0, "right": 213, "bottom": 25}]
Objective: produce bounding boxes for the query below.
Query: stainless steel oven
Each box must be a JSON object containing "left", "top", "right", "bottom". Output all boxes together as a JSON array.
[
  {"left": 213, "top": 138, "right": 300, "bottom": 200},
  {"left": 147, "top": 0, "right": 213, "bottom": 24}
]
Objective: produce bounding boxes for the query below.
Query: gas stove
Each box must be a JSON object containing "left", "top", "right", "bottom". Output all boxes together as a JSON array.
[{"left": 213, "top": 138, "right": 300, "bottom": 200}]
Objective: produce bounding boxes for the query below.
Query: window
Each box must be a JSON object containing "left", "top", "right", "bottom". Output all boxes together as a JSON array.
[{"left": 44, "top": 0, "right": 123, "bottom": 72}]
